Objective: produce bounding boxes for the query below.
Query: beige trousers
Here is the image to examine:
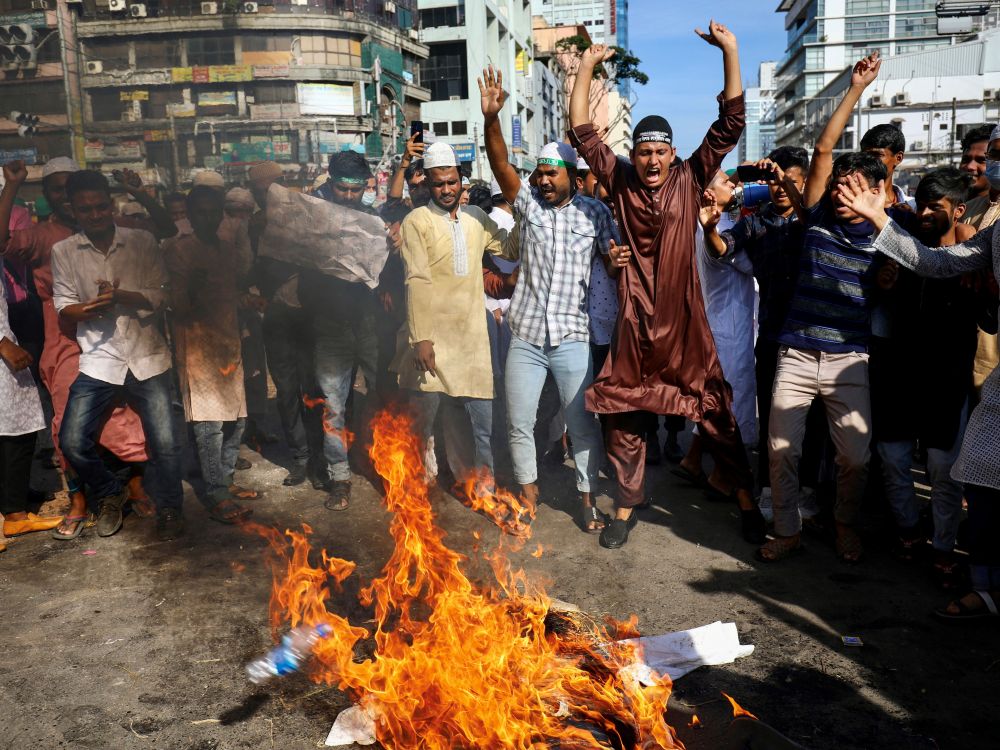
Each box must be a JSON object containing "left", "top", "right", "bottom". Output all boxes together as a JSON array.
[{"left": 768, "top": 346, "right": 872, "bottom": 537}]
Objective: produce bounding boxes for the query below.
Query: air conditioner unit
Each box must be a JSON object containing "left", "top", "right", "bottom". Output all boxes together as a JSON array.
[
  {"left": 985, "top": 88, "right": 999, "bottom": 100},
  {"left": 892, "top": 92, "right": 910, "bottom": 106},
  {"left": 200, "top": 1, "right": 218, "bottom": 13},
  {"left": 911, "top": 140, "right": 924, "bottom": 150},
  {"left": 384, "top": 0, "right": 396, "bottom": 11},
  {"left": 241, "top": 1, "right": 258, "bottom": 11},
  {"left": 108, "top": 0, "right": 126, "bottom": 10},
  {"left": 407, "top": 28, "right": 419, "bottom": 40},
  {"left": 869, "top": 94, "right": 884, "bottom": 107},
  {"left": 129, "top": 3, "right": 147, "bottom": 17},
  {"left": 85, "top": 60, "right": 104, "bottom": 74}
]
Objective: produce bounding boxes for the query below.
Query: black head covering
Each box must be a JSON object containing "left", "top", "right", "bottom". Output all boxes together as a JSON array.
[{"left": 632, "top": 115, "right": 673, "bottom": 146}]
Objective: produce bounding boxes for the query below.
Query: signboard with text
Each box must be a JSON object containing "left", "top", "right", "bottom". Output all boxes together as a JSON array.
[{"left": 452, "top": 143, "right": 476, "bottom": 163}]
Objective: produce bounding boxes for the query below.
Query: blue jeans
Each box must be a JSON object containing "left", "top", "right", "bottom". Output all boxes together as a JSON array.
[
  {"left": 60, "top": 370, "right": 184, "bottom": 512},
  {"left": 411, "top": 391, "right": 493, "bottom": 481},
  {"left": 313, "top": 314, "right": 377, "bottom": 482},
  {"left": 192, "top": 418, "right": 246, "bottom": 505},
  {"left": 878, "top": 416, "right": 967, "bottom": 552},
  {"left": 504, "top": 336, "right": 602, "bottom": 492}
]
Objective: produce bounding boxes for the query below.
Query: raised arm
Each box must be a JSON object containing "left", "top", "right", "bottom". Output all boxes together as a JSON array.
[
  {"left": 568, "top": 44, "right": 622, "bottom": 191},
  {"left": 687, "top": 22, "right": 745, "bottom": 189},
  {"left": 803, "top": 52, "right": 881, "bottom": 209},
  {"left": 479, "top": 66, "right": 520, "bottom": 205},
  {"left": 387, "top": 133, "right": 424, "bottom": 201},
  {"left": 839, "top": 173, "right": 994, "bottom": 278},
  {"left": 114, "top": 169, "right": 177, "bottom": 240}
]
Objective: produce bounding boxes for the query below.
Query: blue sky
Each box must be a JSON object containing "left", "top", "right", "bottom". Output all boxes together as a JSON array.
[{"left": 627, "top": 1, "right": 787, "bottom": 165}]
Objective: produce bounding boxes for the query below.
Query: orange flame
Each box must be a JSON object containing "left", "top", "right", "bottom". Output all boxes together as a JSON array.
[
  {"left": 688, "top": 715, "right": 700, "bottom": 728},
  {"left": 258, "top": 411, "right": 686, "bottom": 749},
  {"left": 531, "top": 544, "right": 545, "bottom": 558},
  {"left": 302, "top": 395, "right": 354, "bottom": 448},
  {"left": 219, "top": 362, "right": 239, "bottom": 377},
  {"left": 723, "top": 692, "right": 758, "bottom": 721}
]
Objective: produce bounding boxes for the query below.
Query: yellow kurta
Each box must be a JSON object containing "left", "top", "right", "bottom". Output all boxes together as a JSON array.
[{"left": 394, "top": 203, "right": 506, "bottom": 399}]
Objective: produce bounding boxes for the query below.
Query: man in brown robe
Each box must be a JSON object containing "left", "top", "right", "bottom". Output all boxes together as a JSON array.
[{"left": 569, "top": 21, "right": 764, "bottom": 549}]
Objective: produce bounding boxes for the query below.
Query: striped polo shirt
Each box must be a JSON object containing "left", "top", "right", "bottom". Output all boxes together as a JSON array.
[{"left": 778, "top": 201, "right": 898, "bottom": 354}]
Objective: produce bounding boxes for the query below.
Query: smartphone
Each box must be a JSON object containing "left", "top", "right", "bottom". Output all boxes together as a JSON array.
[
  {"left": 410, "top": 120, "right": 424, "bottom": 143},
  {"left": 736, "top": 164, "right": 776, "bottom": 183}
]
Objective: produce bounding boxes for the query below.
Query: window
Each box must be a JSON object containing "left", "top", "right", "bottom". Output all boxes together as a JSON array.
[
  {"left": 451, "top": 121, "right": 467, "bottom": 135},
  {"left": 845, "top": 0, "right": 887, "bottom": 13},
  {"left": 419, "top": 6, "right": 462, "bottom": 27},
  {"left": 187, "top": 36, "right": 235, "bottom": 66},
  {"left": 895, "top": 38, "right": 949, "bottom": 54},
  {"left": 252, "top": 82, "right": 296, "bottom": 104},
  {"left": 805, "top": 47, "right": 824, "bottom": 70},
  {"left": 896, "top": 13, "right": 936, "bottom": 38},
  {"left": 243, "top": 35, "right": 292, "bottom": 53},
  {"left": 85, "top": 38, "right": 130, "bottom": 70},
  {"left": 845, "top": 15, "right": 889, "bottom": 40},
  {"left": 423, "top": 41, "right": 467, "bottom": 101},
  {"left": 805, "top": 73, "right": 826, "bottom": 96},
  {"left": 5, "top": 82, "right": 64, "bottom": 114},
  {"left": 135, "top": 38, "right": 182, "bottom": 68},
  {"left": 144, "top": 89, "right": 184, "bottom": 119},
  {"left": 895, "top": 0, "right": 933, "bottom": 10},
  {"left": 35, "top": 30, "right": 61, "bottom": 64},
  {"left": 90, "top": 90, "right": 125, "bottom": 121},
  {"left": 299, "top": 34, "right": 362, "bottom": 67}
]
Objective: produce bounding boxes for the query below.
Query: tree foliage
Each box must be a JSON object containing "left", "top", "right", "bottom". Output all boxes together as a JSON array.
[{"left": 555, "top": 35, "right": 649, "bottom": 86}]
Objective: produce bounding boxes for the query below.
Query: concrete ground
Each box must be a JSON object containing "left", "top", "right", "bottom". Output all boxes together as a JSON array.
[{"left": 1, "top": 413, "right": 997, "bottom": 750}]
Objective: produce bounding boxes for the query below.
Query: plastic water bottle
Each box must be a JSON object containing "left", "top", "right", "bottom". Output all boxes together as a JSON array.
[{"left": 245, "top": 623, "right": 332, "bottom": 685}]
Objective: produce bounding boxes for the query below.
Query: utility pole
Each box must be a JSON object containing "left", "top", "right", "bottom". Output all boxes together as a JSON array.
[
  {"left": 55, "top": 0, "right": 86, "bottom": 165},
  {"left": 950, "top": 97, "right": 957, "bottom": 165}
]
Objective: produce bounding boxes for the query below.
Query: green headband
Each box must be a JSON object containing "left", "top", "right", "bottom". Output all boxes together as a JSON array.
[
  {"left": 332, "top": 176, "right": 367, "bottom": 185},
  {"left": 537, "top": 158, "right": 570, "bottom": 168}
]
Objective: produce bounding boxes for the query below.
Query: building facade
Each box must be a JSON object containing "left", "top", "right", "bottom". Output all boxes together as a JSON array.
[
  {"left": 738, "top": 61, "right": 777, "bottom": 163},
  {"left": 774, "top": 0, "right": 999, "bottom": 148},
  {"left": 417, "top": 0, "right": 534, "bottom": 179},
  {"left": 0, "top": 0, "right": 429, "bottom": 189}
]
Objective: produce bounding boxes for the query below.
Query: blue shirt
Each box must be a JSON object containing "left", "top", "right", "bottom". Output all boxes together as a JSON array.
[{"left": 778, "top": 200, "right": 891, "bottom": 354}]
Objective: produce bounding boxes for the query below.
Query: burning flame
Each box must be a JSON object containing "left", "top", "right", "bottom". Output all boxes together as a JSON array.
[
  {"left": 688, "top": 715, "right": 700, "bottom": 729},
  {"left": 256, "top": 411, "right": 686, "bottom": 749},
  {"left": 302, "top": 395, "right": 354, "bottom": 447},
  {"left": 219, "top": 362, "right": 239, "bottom": 377},
  {"left": 723, "top": 693, "right": 758, "bottom": 721}
]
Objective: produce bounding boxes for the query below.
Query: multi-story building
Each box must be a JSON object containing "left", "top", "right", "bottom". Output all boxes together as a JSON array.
[
  {"left": 738, "top": 61, "right": 777, "bottom": 163},
  {"left": 0, "top": 0, "right": 429, "bottom": 190},
  {"left": 800, "top": 30, "right": 1000, "bottom": 188},
  {"left": 417, "top": 0, "right": 534, "bottom": 180},
  {"left": 774, "top": 0, "right": 999, "bottom": 148}
]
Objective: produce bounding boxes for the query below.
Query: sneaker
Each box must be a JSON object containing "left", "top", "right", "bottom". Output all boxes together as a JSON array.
[
  {"left": 798, "top": 486, "right": 821, "bottom": 520},
  {"left": 757, "top": 487, "right": 774, "bottom": 523},
  {"left": 95, "top": 486, "right": 130, "bottom": 537},
  {"left": 155, "top": 509, "right": 185, "bottom": 541}
]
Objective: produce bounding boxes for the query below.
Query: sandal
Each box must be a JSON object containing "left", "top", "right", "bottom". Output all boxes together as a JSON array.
[
  {"left": 933, "top": 590, "right": 1000, "bottom": 622},
  {"left": 228, "top": 484, "right": 262, "bottom": 500},
  {"left": 129, "top": 495, "right": 156, "bottom": 519},
  {"left": 835, "top": 526, "right": 864, "bottom": 564},
  {"left": 755, "top": 535, "right": 803, "bottom": 563},
  {"left": 208, "top": 498, "right": 252, "bottom": 524},
  {"left": 51, "top": 514, "right": 90, "bottom": 541},
  {"left": 581, "top": 504, "right": 608, "bottom": 534}
]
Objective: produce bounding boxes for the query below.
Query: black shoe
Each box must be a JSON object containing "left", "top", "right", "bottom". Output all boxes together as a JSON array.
[
  {"left": 310, "top": 466, "right": 332, "bottom": 491},
  {"left": 324, "top": 480, "right": 350, "bottom": 511},
  {"left": 156, "top": 509, "right": 185, "bottom": 541},
  {"left": 741, "top": 507, "right": 767, "bottom": 545},
  {"left": 96, "top": 486, "right": 129, "bottom": 537},
  {"left": 235, "top": 457, "right": 252, "bottom": 471},
  {"left": 599, "top": 516, "right": 635, "bottom": 549},
  {"left": 283, "top": 464, "right": 309, "bottom": 486}
]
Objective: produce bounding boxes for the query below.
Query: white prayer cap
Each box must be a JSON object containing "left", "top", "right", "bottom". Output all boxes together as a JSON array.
[
  {"left": 423, "top": 142, "right": 458, "bottom": 170},
  {"left": 193, "top": 169, "right": 225, "bottom": 189},
  {"left": 538, "top": 142, "right": 578, "bottom": 170},
  {"left": 577, "top": 156, "right": 590, "bottom": 172},
  {"left": 120, "top": 201, "right": 146, "bottom": 217},
  {"left": 461, "top": 176, "right": 471, "bottom": 187},
  {"left": 41, "top": 156, "right": 81, "bottom": 179},
  {"left": 991, "top": 123, "right": 1000, "bottom": 143},
  {"left": 225, "top": 187, "right": 255, "bottom": 210},
  {"left": 490, "top": 177, "right": 502, "bottom": 197}
]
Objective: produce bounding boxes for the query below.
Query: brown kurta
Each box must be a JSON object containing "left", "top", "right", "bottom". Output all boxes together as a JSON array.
[{"left": 570, "top": 94, "right": 753, "bottom": 502}]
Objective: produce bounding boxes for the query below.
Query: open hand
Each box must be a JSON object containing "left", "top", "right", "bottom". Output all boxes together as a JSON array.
[
  {"left": 0, "top": 338, "right": 33, "bottom": 372},
  {"left": 2, "top": 160, "right": 28, "bottom": 190},
  {"left": 478, "top": 66, "right": 507, "bottom": 118},
  {"left": 414, "top": 340, "right": 436, "bottom": 377},
  {"left": 609, "top": 240, "right": 631, "bottom": 269},
  {"left": 753, "top": 158, "right": 785, "bottom": 185},
  {"left": 113, "top": 168, "right": 144, "bottom": 195},
  {"left": 699, "top": 193, "right": 723, "bottom": 229},
  {"left": 695, "top": 20, "right": 737, "bottom": 53},
  {"left": 834, "top": 174, "right": 886, "bottom": 223},
  {"left": 402, "top": 132, "right": 425, "bottom": 166},
  {"left": 850, "top": 51, "right": 881, "bottom": 89},
  {"left": 582, "top": 43, "right": 615, "bottom": 68}
]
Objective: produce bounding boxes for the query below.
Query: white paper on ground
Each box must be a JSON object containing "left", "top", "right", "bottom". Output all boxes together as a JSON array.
[
  {"left": 260, "top": 183, "right": 390, "bottom": 289},
  {"left": 325, "top": 704, "right": 377, "bottom": 746},
  {"left": 620, "top": 621, "right": 754, "bottom": 685}
]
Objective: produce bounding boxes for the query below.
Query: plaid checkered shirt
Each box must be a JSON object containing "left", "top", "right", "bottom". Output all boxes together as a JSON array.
[{"left": 508, "top": 181, "right": 617, "bottom": 347}]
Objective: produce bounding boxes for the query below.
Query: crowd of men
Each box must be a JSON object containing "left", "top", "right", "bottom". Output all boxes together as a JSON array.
[{"left": 0, "top": 21, "right": 998, "bottom": 622}]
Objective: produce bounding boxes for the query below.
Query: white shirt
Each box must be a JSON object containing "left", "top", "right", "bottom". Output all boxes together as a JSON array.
[{"left": 51, "top": 226, "right": 172, "bottom": 385}]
